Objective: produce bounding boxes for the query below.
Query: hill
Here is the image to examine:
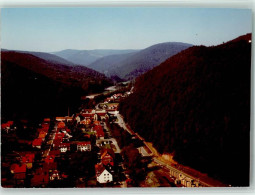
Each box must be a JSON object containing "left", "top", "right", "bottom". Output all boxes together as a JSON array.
[
  {"left": 119, "top": 34, "right": 251, "bottom": 186},
  {"left": 1, "top": 51, "right": 112, "bottom": 121},
  {"left": 52, "top": 49, "right": 138, "bottom": 66},
  {"left": 87, "top": 52, "right": 137, "bottom": 77},
  {"left": 88, "top": 42, "right": 192, "bottom": 80},
  {"left": 2, "top": 49, "right": 75, "bottom": 65}
]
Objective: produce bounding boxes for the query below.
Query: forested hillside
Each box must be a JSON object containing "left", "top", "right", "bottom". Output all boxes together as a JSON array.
[
  {"left": 88, "top": 42, "right": 192, "bottom": 80},
  {"left": 1, "top": 51, "right": 112, "bottom": 121},
  {"left": 119, "top": 34, "right": 251, "bottom": 186}
]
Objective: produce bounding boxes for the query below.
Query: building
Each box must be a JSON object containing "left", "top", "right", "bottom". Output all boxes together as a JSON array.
[
  {"left": 49, "top": 170, "right": 61, "bottom": 181},
  {"left": 59, "top": 143, "right": 70, "bottom": 153},
  {"left": 77, "top": 141, "right": 91, "bottom": 152},
  {"left": 57, "top": 121, "right": 65, "bottom": 128},
  {"left": 95, "top": 163, "right": 113, "bottom": 184},
  {"left": 80, "top": 118, "right": 91, "bottom": 125},
  {"left": 101, "top": 148, "right": 115, "bottom": 167},
  {"left": 32, "top": 138, "right": 43, "bottom": 149},
  {"left": 21, "top": 153, "right": 35, "bottom": 169},
  {"left": 45, "top": 155, "right": 55, "bottom": 164},
  {"left": 55, "top": 132, "right": 65, "bottom": 141},
  {"left": 1, "top": 121, "right": 14, "bottom": 133},
  {"left": 10, "top": 164, "right": 26, "bottom": 184},
  {"left": 38, "top": 131, "right": 47, "bottom": 141},
  {"left": 56, "top": 116, "right": 72, "bottom": 122},
  {"left": 44, "top": 118, "right": 51, "bottom": 122}
]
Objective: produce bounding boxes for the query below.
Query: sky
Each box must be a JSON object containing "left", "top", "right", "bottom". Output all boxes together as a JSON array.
[{"left": 1, "top": 7, "right": 252, "bottom": 52}]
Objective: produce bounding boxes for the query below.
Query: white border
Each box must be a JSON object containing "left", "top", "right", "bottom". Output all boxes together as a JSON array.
[{"left": 0, "top": 1, "right": 255, "bottom": 195}]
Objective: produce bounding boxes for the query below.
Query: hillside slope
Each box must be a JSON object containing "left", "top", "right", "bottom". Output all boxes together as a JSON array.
[
  {"left": 89, "top": 42, "right": 192, "bottom": 80},
  {"left": 87, "top": 52, "right": 137, "bottom": 76},
  {"left": 119, "top": 34, "right": 251, "bottom": 186},
  {"left": 1, "top": 51, "right": 112, "bottom": 121}
]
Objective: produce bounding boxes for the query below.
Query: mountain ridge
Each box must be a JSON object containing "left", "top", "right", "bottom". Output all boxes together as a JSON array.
[
  {"left": 52, "top": 49, "right": 139, "bottom": 66},
  {"left": 119, "top": 33, "right": 251, "bottom": 186},
  {"left": 88, "top": 42, "right": 193, "bottom": 80}
]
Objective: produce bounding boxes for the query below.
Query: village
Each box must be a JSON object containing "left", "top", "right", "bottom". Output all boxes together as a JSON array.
[
  {"left": 1, "top": 89, "right": 143, "bottom": 187},
  {"left": 1, "top": 87, "right": 216, "bottom": 188}
]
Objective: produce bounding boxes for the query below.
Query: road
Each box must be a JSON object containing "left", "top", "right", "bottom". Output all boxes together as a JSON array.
[
  {"left": 116, "top": 114, "right": 134, "bottom": 135},
  {"left": 115, "top": 113, "right": 226, "bottom": 187},
  {"left": 42, "top": 124, "right": 58, "bottom": 158}
]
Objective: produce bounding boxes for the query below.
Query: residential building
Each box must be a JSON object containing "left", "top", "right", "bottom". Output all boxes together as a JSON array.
[
  {"left": 77, "top": 141, "right": 91, "bottom": 152},
  {"left": 95, "top": 163, "right": 113, "bottom": 184}
]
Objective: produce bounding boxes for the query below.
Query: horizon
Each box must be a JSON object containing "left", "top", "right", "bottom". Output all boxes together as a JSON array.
[
  {"left": 1, "top": 8, "right": 252, "bottom": 52},
  {"left": 1, "top": 35, "right": 252, "bottom": 53}
]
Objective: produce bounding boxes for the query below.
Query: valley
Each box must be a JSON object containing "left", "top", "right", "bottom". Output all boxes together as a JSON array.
[{"left": 1, "top": 33, "right": 252, "bottom": 188}]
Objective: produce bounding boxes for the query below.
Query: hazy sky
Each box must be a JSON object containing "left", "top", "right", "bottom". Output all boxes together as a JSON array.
[{"left": 1, "top": 8, "right": 252, "bottom": 52}]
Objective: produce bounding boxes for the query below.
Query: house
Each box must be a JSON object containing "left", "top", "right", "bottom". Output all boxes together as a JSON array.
[
  {"left": 81, "top": 113, "right": 95, "bottom": 119},
  {"left": 95, "top": 163, "right": 113, "bottom": 184},
  {"left": 49, "top": 170, "right": 61, "bottom": 181},
  {"left": 55, "top": 132, "right": 65, "bottom": 141},
  {"left": 56, "top": 117, "right": 65, "bottom": 122},
  {"left": 57, "top": 121, "right": 65, "bottom": 128},
  {"left": 45, "top": 155, "right": 55, "bottom": 164},
  {"left": 32, "top": 138, "right": 43, "bottom": 149},
  {"left": 75, "top": 115, "right": 81, "bottom": 123},
  {"left": 1, "top": 121, "right": 14, "bottom": 132},
  {"left": 38, "top": 131, "right": 47, "bottom": 141},
  {"left": 59, "top": 143, "right": 70, "bottom": 153},
  {"left": 44, "top": 118, "right": 50, "bottom": 122},
  {"left": 93, "top": 113, "right": 99, "bottom": 121},
  {"left": 80, "top": 118, "right": 91, "bottom": 125},
  {"left": 77, "top": 141, "right": 91, "bottom": 152},
  {"left": 101, "top": 148, "right": 115, "bottom": 167},
  {"left": 21, "top": 153, "right": 35, "bottom": 169},
  {"left": 10, "top": 164, "right": 26, "bottom": 181}
]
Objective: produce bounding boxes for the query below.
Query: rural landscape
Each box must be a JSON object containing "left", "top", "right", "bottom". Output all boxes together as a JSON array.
[{"left": 1, "top": 8, "right": 252, "bottom": 188}]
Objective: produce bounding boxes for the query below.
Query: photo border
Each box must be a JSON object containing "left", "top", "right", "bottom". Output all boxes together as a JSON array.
[{"left": 0, "top": 1, "right": 254, "bottom": 195}]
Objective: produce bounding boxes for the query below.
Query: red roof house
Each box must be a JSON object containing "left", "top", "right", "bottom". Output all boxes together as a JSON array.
[
  {"left": 32, "top": 138, "right": 43, "bottom": 149},
  {"left": 55, "top": 132, "right": 65, "bottom": 139},
  {"left": 10, "top": 164, "right": 26, "bottom": 180},
  {"left": 100, "top": 148, "right": 115, "bottom": 167},
  {"left": 21, "top": 153, "right": 35, "bottom": 169},
  {"left": 45, "top": 155, "right": 55, "bottom": 164},
  {"left": 57, "top": 121, "right": 65, "bottom": 128}
]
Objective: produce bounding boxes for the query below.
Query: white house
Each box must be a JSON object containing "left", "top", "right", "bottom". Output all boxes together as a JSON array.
[
  {"left": 75, "top": 116, "right": 81, "bottom": 123},
  {"left": 95, "top": 163, "right": 113, "bottom": 183},
  {"left": 77, "top": 141, "right": 91, "bottom": 152},
  {"left": 59, "top": 143, "right": 70, "bottom": 153}
]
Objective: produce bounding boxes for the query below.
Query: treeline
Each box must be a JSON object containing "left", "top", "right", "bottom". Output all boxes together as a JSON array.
[
  {"left": 119, "top": 34, "right": 251, "bottom": 186},
  {"left": 107, "top": 122, "right": 149, "bottom": 185}
]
